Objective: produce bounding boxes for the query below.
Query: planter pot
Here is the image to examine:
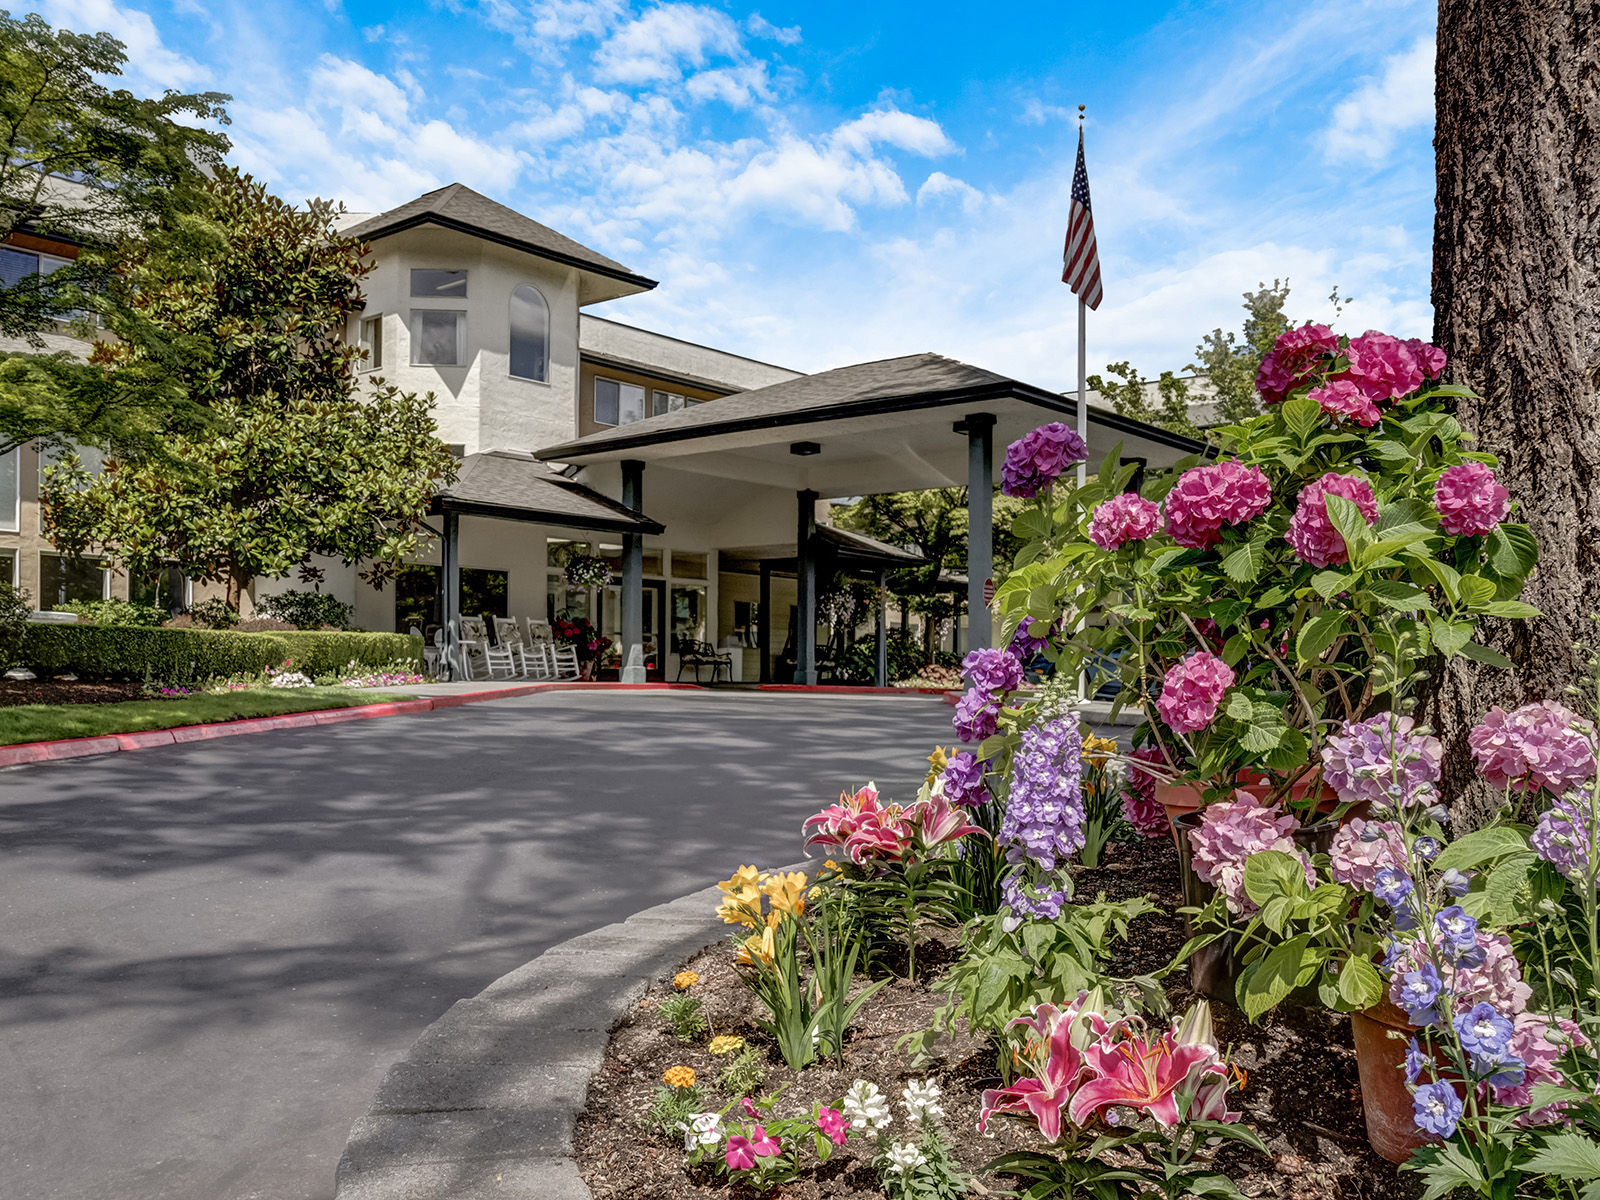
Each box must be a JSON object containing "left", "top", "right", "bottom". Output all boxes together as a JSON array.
[
  {"left": 1351, "top": 1000, "right": 1438, "bottom": 1164},
  {"left": 1169, "top": 811, "right": 1341, "bottom": 1007},
  {"left": 1156, "top": 770, "right": 1345, "bottom": 853}
]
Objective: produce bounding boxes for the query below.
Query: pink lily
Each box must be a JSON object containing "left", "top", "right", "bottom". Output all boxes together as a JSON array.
[
  {"left": 910, "top": 791, "right": 987, "bottom": 850},
  {"left": 749, "top": 1125, "right": 781, "bottom": 1157},
  {"left": 724, "top": 1135, "right": 755, "bottom": 1170},
  {"left": 1068, "top": 1024, "right": 1220, "bottom": 1130},
  {"left": 843, "top": 807, "right": 914, "bottom": 864},
  {"left": 802, "top": 784, "right": 882, "bottom": 852},
  {"left": 978, "top": 993, "right": 1110, "bottom": 1141}
]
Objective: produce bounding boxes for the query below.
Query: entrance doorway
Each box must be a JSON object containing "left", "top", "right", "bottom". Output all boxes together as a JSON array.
[{"left": 600, "top": 579, "right": 666, "bottom": 679}]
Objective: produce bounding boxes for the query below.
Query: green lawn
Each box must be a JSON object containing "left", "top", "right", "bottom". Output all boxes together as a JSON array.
[{"left": 0, "top": 687, "right": 408, "bottom": 746}]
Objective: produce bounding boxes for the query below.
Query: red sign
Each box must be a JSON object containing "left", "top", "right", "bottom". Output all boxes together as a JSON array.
[{"left": 982, "top": 577, "right": 995, "bottom": 605}]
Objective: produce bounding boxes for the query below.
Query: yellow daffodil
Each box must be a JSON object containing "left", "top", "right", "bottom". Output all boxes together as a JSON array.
[
  {"left": 662, "top": 1065, "right": 696, "bottom": 1089},
  {"left": 709, "top": 1034, "right": 745, "bottom": 1056},
  {"left": 672, "top": 970, "right": 700, "bottom": 990},
  {"left": 762, "top": 870, "right": 807, "bottom": 918}
]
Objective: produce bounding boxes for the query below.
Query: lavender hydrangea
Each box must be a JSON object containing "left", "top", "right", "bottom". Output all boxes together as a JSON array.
[
  {"left": 1320, "top": 713, "right": 1443, "bottom": 808},
  {"left": 1327, "top": 818, "right": 1408, "bottom": 892},
  {"left": 999, "top": 714, "right": 1086, "bottom": 871},
  {"left": 961, "top": 647, "right": 1024, "bottom": 695},
  {"left": 953, "top": 688, "right": 1000, "bottom": 743},
  {"left": 1187, "top": 794, "right": 1314, "bottom": 915},
  {"left": 939, "top": 750, "right": 989, "bottom": 807},
  {"left": 1009, "top": 620, "right": 1054, "bottom": 659},
  {"left": 1469, "top": 701, "right": 1598, "bottom": 795},
  {"left": 1000, "top": 423, "right": 1088, "bottom": 497},
  {"left": 1531, "top": 788, "right": 1599, "bottom": 885}
]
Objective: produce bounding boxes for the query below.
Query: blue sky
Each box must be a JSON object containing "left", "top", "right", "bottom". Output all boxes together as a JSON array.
[{"left": 34, "top": 0, "right": 1438, "bottom": 388}]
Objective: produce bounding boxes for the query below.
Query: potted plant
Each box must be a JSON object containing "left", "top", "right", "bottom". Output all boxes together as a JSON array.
[
  {"left": 995, "top": 325, "right": 1539, "bottom": 823},
  {"left": 552, "top": 616, "right": 607, "bottom": 679},
  {"left": 564, "top": 554, "right": 611, "bottom": 591}
]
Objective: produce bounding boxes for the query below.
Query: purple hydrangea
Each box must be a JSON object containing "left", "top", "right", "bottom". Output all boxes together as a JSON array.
[
  {"left": 1187, "top": 794, "right": 1314, "bottom": 915},
  {"left": 1531, "top": 788, "right": 1599, "bottom": 884},
  {"left": 998, "top": 714, "right": 1086, "bottom": 871},
  {"left": 1001, "top": 423, "right": 1089, "bottom": 498},
  {"left": 953, "top": 688, "right": 1000, "bottom": 743},
  {"left": 1469, "top": 701, "right": 1598, "bottom": 795},
  {"left": 1412, "top": 1080, "right": 1462, "bottom": 1139},
  {"left": 1320, "top": 713, "right": 1443, "bottom": 808},
  {"left": 1009, "top": 619, "right": 1054, "bottom": 659},
  {"left": 1327, "top": 819, "right": 1407, "bottom": 892},
  {"left": 961, "top": 647, "right": 1024, "bottom": 695},
  {"left": 939, "top": 750, "right": 989, "bottom": 807}
]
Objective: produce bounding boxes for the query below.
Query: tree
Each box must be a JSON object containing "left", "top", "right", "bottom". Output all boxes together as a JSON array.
[
  {"left": 1087, "top": 361, "right": 1199, "bottom": 439},
  {"left": 0, "top": 10, "right": 231, "bottom": 456},
  {"left": 1187, "top": 280, "right": 1295, "bottom": 426},
  {"left": 42, "top": 170, "right": 457, "bottom": 608},
  {"left": 1426, "top": 1, "right": 1598, "bottom": 824}
]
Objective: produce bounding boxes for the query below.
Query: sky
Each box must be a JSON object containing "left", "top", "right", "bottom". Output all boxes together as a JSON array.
[{"left": 31, "top": 0, "right": 1439, "bottom": 388}]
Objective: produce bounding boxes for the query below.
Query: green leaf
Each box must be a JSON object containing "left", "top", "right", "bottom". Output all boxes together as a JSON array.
[
  {"left": 1296, "top": 612, "right": 1343, "bottom": 664},
  {"left": 1377, "top": 497, "right": 1431, "bottom": 530},
  {"left": 1522, "top": 1132, "right": 1600, "bottom": 1180},
  {"left": 1240, "top": 935, "right": 1317, "bottom": 1021},
  {"left": 1415, "top": 557, "right": 1462, "bottom": 604},
  {"left": 1433, "top": 825, "right": 1536, "bottom": 873},
  {"left": 1458, "top": 574, "right": 1498, "bottom": 608},
  {"left": 1221, "top": 535, "right": 1267, "bottom": 584},
  {"left": 1239, "top": 710, "right": 1288, "bottom": 753},
  {"left": 1479, "top": 600, "right": 1541, "bottom": 619},
  {"left": 1281, "top": 395, "right": 1322, "bottom": 438},
  {"left": 1336, "top": 956, "right": 1383, "bottom": 1010},
  {"left": 1485, "top": 524, "right": 1539, "bottom": 577},
  {"left": 1460, "top": 639, "right": 1515, "bottom": 670},
  {"left": 1225, "top": 691, "right": 1254, "bottom": 721},
  {"left": 1309, "top": 570, "right": 1347, "bottom": 600},
  {"left": 1362, "top": 579, "right": 1434, "bottom": 612},
  {"left": 1243, "top": 851, "right": 1312, "bottom": 906},
  {"left": 1428, "top": 616, "right": 1473, "bottom": 657},
  {"left": 1324, "top": 494, "right": 1375, "bottom": 560}
]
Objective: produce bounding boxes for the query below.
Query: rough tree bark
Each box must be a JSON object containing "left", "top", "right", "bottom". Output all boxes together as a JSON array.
[{"left": 1429, "top": 0, "right": 1600, "bottom": 825}]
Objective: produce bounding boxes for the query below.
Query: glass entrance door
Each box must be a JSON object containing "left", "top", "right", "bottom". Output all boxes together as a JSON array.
[{"left": 600, "top": 580, "right": 666, "bottom": 678}]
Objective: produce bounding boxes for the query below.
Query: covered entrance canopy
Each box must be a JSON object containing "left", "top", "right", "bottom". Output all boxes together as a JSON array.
[{"left": 536, "top": 352, "right": 1204, "bottom": 683}]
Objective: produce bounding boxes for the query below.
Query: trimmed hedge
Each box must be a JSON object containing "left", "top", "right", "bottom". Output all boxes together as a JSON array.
[
  {"left": 22, "top": 625, "right": 291, "bottom": 682},
  {"left": 273, "top": 631, "right": 424, "bottom": 675}
]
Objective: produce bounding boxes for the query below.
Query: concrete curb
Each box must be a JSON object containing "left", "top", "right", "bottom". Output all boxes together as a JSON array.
[
  {"left": 331, "top": 875, "right": 770, "bottom": 1200},
  {"left": 0, "top": 682, "right": 704, "bottom": 769}
]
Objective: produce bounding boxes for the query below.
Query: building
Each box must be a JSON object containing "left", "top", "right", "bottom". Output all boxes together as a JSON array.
[{"left": 0, "top": 182, "right": 1203, "bottom": 683}]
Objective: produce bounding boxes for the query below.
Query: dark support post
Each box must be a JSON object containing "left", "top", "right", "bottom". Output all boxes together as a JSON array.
[
  {"left": 874, "top": 567, "right": 888, "bottom": 688},
  {"left": 960, "top": 414, "right": 996, "bottom": 650},
  {"left": 794, "top": 489, "right": 818, "bottom": 685},
  {"left": 621, "top": 460, "right": 645, "bottom": 683},
  {"left": 758, "top": 561, "right": 772, "bottom": 684},
  {"left": 954, "top": 594, "right": 965, "bottom": 656},
  {"left": 441, "top": 509, "right": 461, "bottom": 680}
]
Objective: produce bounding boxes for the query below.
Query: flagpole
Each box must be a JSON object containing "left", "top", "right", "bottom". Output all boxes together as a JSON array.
[{"left": 1076, "top": 296, "right": 1087, "bottom": 489}]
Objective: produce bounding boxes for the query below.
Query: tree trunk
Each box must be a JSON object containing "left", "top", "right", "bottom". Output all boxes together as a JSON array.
[
  {"left": 224, "top": 566, "right": 250, "bottom": 614},
  {"left": 1429, "top": 0, "right": 1600, "bottom": 826}
]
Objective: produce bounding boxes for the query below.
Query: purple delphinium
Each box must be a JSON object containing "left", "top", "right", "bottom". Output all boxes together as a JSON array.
[
  {"left": 953, "top": 688, "right": 1000, "bottom": 743},
  {"left": 1454, "top": 1002, "right": 1514, "bottom": 1059},
  {"left": 1436, "top": 906, "right": 1480, "bottom": 962},
  {"left": 1404, "top": 1039, "right": 1427, "bottom": 1086},
  {"left": 999, "top": 714, "right": 1086, "bottom": 872},
  {"left": 940, "top": 751, "right": 989, "bottom": 807},
  {"left": 1532, "top": 788, "right": 1599, "bottom": 885},
  {"left": 1001, "top": 870, "right": 1069, "bottom": 922},
  {"left": 961, "top": 647, "right": 1024, "bottom": 695},
  {"left": 1398, "top": 962, "right": 1443, "bottom": 1026},
  {"left": 1374, "top": 867, "right": 1413, "bottom": 908},
  {"left": 1412, "top": 1081, "right": 1463, "bottom": 1138},
  {"left": 1320, "top": 713, "right": 1443, "bottom": 808},
  {"left": 1000, "top": 423, "right": 1089, "bottom": 498}
]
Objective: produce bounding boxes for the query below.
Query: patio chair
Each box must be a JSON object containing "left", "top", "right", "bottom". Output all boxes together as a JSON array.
[
  {"left": 676, "top": 639, "right": 733, "bottom": 684},
  {"left": 457, "top": 615, "right": 494, "bottom": 680},
  {"left": 526, "top": 619, "right": 577, "bottom": 680},
  {"left": 492, "top": 616, "right": 537, "bottom": 678}
]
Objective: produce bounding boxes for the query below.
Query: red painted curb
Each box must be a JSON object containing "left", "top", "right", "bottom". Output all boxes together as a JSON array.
[{"left": 756, "top": 684, "right": 960, "bottom": 697}]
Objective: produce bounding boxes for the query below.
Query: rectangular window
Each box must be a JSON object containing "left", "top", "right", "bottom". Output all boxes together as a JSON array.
[
  {"left": 0, "top": 448, "right": 17, "bottom": 532},
  {"left": 38, "top": 553, "right": 106, "bottom": 610},
  {"left": 651, "top": 390, "right": 687, "bottom": 416},
  {"left": 131, "top": 566, "right": 187, "bottom": 612},
  {"left": 0, "top": 550, "right": 14, "bottom": 589},
  {"left": 410, "top": 309, "right": 466, "bottom": 366},
  {"left": 593, "top": 377, "right": 646, "bottom": 426},
  {"left": 0, "top": 247, "right": 38, "bottom": 288},
  {"left": 393, "top": 564, "right": 509, "bottom": 635},
  {"left": 410, "top": 269, "right": 467, "bottom": 298},
  {"left": 359, "top": 315, "right": 383, "bottom": 370}
]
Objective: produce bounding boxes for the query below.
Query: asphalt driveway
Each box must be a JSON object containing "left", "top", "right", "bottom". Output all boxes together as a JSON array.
[{"left": 0, "top": 690, "right": 956, "bottom": 1200}]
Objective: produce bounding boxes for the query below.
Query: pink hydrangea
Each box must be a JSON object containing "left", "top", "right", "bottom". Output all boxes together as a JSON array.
[
  {"left": 1285, "top": 471, "right": 1379, "bottom": 568},
  {"left": 1341, "top": 330, "right": 1428, "bottom": 402},
  {"left": 1088, "top": 493, "right": 1161, "bottom": 550},
  {"left": 1469, "top": 701, "right": 1598, "bottom": 795},
  {"left": 1121, "top": 745, "right": 1170, "bottom": 839},
  {"left": 1255, "top": 323, "right": 1339, "bottom": 405},
  {"left": 1492, "top": 1013, "right": 1590, "bottom": 1124},
  {"left": 1387, "top": 931, "right": 1533, "bottom": 1016},
  {"left": 1156, "top": 651, "right": 1235, "bottom": 735},
  {"left": 1406, "top": 338, "right": 1447, "bottom": 379},
  {"left": 1307, "top": 378, "right": 1383, "bottom": 427},
  {"left": 1434, "top": 461, "right": 1510, "bottom": 537},
  {"left": 1327, "top": 819, "right": 1407, "bottom": 892},
  {"left": 1188, "top": 795, "right": 1314, "bottom": 915},
  {"left": 1320, "top": 713, "right": 1443, "bottom": 807},
  {"left": 1163, "top": 461, "right": 1272, "bottom": 549},
  {"left": 1002, "top": 423, "right": 1089, "bottom": 497}
]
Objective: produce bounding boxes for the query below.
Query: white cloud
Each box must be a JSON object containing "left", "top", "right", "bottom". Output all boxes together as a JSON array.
[
  {"left": 35, "top": 0, "right": 210, "bottom": 90},
  {"left": 1322, "top": 37, "right": 1436, "bottom": 163},
  {"left": 683, "top": 64, "right": 773, "bottom": 109},
  {"left": 593, "top": 4, "right": 743, "bottom": 84},
  {"left": 916, "top": 172, "right": 985, "bottom": 214},
  {"left": 832, "top": 109, "right": 954, "bottom": 157},
  {"left": 476, "top": 0, "right": 627, "bottom": 49},
  {"left": 746, "top": 12, "right": 800, "bottom": 45}
]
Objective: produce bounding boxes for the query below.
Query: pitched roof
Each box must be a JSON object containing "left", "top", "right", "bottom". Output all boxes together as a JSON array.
[
  {"left": 433, "top": 450, "right": 663, "bottom": 534},
  {"left": 343, "top": 184, "right": 656, "bottom": 297}
]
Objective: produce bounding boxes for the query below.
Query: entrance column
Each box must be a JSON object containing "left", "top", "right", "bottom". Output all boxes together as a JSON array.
[
  {"left": 621, "top": 460, "right": 646, "bottom": 683},
  {"left": 758, "top": 560, "right": 772, "bottom": 684},
  {"left": 874, "top": 567, "right": 888, "bottom": 687},
  {"left": 794, "top": 489, "right": 818, "bottom": 685},
  {"left": 441, "top": 509, "right": 461, "bottom": 680},
  {"left": 958, "top": 414, "right": 995, "bottom": 650}
]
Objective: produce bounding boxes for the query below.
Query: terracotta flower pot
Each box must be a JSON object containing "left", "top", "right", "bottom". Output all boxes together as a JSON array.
[
  {"left": 1350, "top": 1000, "right": 1437, "bottom": 1164},
  {"left": 1156, "top": 769, "right": 1346, "bottom": 852}
]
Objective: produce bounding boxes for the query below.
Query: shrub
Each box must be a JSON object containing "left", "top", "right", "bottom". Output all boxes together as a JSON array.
[
  {"left": 273, "top": 631, "right": 423, "bottom": 675},
  {"left": 0, "top": 582, "right": 31, "bottom": 672},
  {"left": 59, "top": 598, "right": 167, "bottom": 627},
  {"left": 187, "top": 598, "right": 239, "bottom": 629},
  {"left": 235, "top": 617, "right": 297, "bottom": 632},
  {"left": 839, "top": 631, "right": 933, "bottom": 684},
  {"left": 20, "top": 625, "right": 291, "bottom": 682},
  {"left": 256, "top": 590, "right": 353, "bottom": 630},
  {"left": 657, "top": 993, "right": 708, "bottom": 1042}
]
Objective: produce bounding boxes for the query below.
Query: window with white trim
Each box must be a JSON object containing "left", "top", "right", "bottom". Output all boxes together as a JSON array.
[
  {"left": 0, "top": 448, "right": 17, "bottom": 532},
  {"left": 359, "top": 315, "right": 383, "bottom": 370},
  {"left": 593, "top": 376, "right": 646, "bottom": 427},
  {"left": 410, "top": 309, "right": 466, "bottom": 366},
  {"left": 651, "top": 390, "right": 689, "bottom": 416},
  {"left": 38, "top": 552, "right": 107, "bottom": 610},
  {"left": 508, "top": 284, "right": 549, "bottom": 382}
]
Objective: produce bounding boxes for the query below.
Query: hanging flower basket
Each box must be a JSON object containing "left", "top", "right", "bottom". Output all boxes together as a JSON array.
[{"left": 565, "top": 554, "right": 610, "bottom": 589}]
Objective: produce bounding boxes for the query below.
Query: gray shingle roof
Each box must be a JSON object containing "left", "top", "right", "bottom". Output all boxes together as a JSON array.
[
  {"left": 344, "top": 184, "right": 656, "bottom": 291},
  {"left": 433, "top": 450, "right": 663, "bottom": 533}
]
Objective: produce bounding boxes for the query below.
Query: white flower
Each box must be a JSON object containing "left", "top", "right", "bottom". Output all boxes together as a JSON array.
[
  {"left": 267, "top": 670, "right": 313, "bottom": 689},
  {"left": 885, "top": 1141, "right": 926, "bottom": 1173},
  {"left": 842, "top": 1079, "right": 892, "bottom": 1131},
  {"left": 901, "top": 1079, "right": 943, "bottom": 1122},
  {"left": 677, "top": 1111, "right": 722, "bottom": 1151}
]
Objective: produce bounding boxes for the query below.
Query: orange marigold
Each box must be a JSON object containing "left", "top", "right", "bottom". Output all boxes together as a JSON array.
[
  {"left": 672, "top": 970, "right": 700, "bottom": 989},
  {"left": 662, "top": 1065, "right": 696, "bottom": 1089}
]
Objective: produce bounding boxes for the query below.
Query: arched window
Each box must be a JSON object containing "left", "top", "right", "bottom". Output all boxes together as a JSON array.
[{"left": 508, "top": 284, "right": 550, "bottom": 382}]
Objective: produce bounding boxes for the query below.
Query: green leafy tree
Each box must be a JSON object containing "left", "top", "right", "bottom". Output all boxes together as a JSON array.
[
  {"left": 1186, "top": 279, "right": 1296, "bottom": 426},
  {"left": 0, "top": 11, "right": 232, "bottom": 457},
  {"left": 41, "top": 169, "right": 457, "bottom": 608},
  {"left": 1087, "top": 361, "right": 1200, "bottom": 439}
]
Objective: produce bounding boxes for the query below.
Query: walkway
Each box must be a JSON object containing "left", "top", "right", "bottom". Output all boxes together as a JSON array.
[{"left": 0, "top": 690, "right": 955, "bottom": 1200}]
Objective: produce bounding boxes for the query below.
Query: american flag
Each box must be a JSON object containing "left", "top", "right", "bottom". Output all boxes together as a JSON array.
[{"left": 1061, "top": 127, "right": 1102, "bottom": 310}]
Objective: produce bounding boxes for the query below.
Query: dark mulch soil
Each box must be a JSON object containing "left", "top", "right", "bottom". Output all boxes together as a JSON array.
[
  {"left": 0, "top": 679, "right": 147, "bottom": 707},
  {"left": 576, "top": 835, "right": 1423, "bottom": 1199}
]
